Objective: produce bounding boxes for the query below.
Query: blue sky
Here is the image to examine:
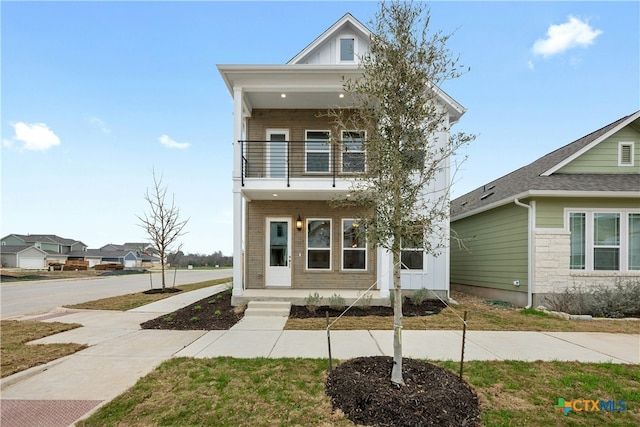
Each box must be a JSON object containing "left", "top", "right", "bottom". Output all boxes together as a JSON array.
[{"left": 2, "top": 1, "right": 638, "bottom": 255}]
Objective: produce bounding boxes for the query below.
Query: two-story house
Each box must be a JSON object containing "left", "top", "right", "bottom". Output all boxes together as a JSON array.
[
  {"left": 1, "top": 234, "right": 87, "bottom": 268},
  {"left": 218, "top": 13, "right": 466, "bottom": 305}
]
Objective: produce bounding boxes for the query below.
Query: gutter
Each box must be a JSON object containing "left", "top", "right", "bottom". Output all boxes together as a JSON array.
[{"left": 514, "top": 199, "right": 533, "bottom": 309}]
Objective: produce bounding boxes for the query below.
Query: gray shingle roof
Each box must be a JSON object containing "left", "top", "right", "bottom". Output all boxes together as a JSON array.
[
  {"left": 1, "top": 245, "right": 46, "bottom": 254},
  {"left": 12, "top": 234, "right": 81, "bottom": 246},
  {"left": 452, "top": 111, "right": 640, "bottom": 218}
]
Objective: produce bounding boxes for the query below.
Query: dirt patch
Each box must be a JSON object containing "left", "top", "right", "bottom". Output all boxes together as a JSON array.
[
  {"left": 326, "top": 356, "right": 481, "bottom": 427},
  {"left": 140, "top": 291, "right": 245, "bottom": 330},
  {"left": 289, "top": 297, "right": 446, "bottom": 319},
  {"left": 142, "top": 287, "right": 182, "bottom": 295}
]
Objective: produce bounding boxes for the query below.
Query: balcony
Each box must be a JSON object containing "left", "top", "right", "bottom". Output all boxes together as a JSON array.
[{"left": 239, "top": 140, "right": 366, "bottom": 188}]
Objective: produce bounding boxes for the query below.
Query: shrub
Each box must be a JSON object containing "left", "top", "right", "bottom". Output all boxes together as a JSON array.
[
  {"left": 329, "top": 293, "right": 346, "bottom": 310},
  {"left": 193, "top": 305, "right": 202, "bottom": 311},
  {"left": 357, "top": 291, "right": 373, "bottom": 310},
  {"left": 190, "top": 316, "right": 199, "bottom": 322},
  {"left": 305, "top": 292, "right": 323, "bottom": 313},
  {"left": 214, "top": 309, "right": 222, "bottom": 316},
  {"left": 586, "top": 279, "right": 640, "bottom": 318},
  {"left": 410, "top": 288, "right": 430, "bottom": 306},
  {"left": 543, "top": 279, "right": 640, "bottom": 318}
]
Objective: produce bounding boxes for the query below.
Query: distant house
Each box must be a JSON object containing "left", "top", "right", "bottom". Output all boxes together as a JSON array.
[
  {"left": 0, "top": 245, "right": 47, "bottom": 269},
  {"left": 450, "top": 111, "right": 640, "bottom": 307},
  {"left": 218, "top": 13, "right": 466, "bottom": 303},
  {"left": 1, "top": 234, "right": 87, "bottom": 269},
  {"left": 1, "top": 234, "right": 160, "bottom": 269}
]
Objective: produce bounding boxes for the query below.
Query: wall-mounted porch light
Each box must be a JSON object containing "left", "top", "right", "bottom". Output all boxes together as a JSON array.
[{"left": 296, "top": 215, "right": 303, "bottom": 231}]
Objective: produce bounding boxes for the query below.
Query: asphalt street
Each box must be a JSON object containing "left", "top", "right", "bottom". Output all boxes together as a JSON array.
[{"left": 0, "top": 269, "right": 232, "bottom": 319}]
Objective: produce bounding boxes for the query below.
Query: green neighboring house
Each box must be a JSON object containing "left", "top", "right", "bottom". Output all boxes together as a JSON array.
[{"left": 450, "top": 111, "right": 640, "bottom": 307}]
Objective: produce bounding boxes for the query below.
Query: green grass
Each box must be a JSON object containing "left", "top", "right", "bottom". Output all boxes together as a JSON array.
[
  {"left": 76, "top": 358, "right": 640, "bottom": 427},
  {"left": 77, "top": 358, "right": 353, "bottom": 427},
  {"left": 1, "top": 320, "right": 86, "bottom": 378},
  {"left": 64, "top": 278, "right": 231, "bottom": 311}
]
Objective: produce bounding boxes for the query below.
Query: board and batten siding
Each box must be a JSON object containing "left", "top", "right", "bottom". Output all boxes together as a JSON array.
[
  {"left": 450, "top": 204, "right": 529, "bottom": 292},
  {"left": 557, "top": 127, "right": 640, "bottom": 174},
  {"left": 536, "top": 197, "right": 640, "bottom": 229}
]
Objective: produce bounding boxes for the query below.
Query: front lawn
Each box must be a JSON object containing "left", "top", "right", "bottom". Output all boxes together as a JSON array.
[{"left": 76, "top": 357, "right": 639, "bottom": 427}]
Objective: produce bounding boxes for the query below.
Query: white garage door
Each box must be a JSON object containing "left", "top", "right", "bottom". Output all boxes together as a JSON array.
[
  {"left": 19, "top": 256, "right": 45, "bottom": 269},
  {"left": 124, "top": 260, "right": 136, "bottom": 268}
]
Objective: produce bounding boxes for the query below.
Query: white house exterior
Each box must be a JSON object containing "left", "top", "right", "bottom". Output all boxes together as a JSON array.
[{"left": 218, "top": 13, "right": 465, "bottom": 304}]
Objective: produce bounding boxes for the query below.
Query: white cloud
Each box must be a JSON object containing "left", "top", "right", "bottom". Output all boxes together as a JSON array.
[
  {"left": 159, "top": 134, "right": 190, "bottom": 149},
  {"left": 4, "top": 122, "right": 61, "bottom": 151},
  {"left": 89, "top": 117, "right": 111, "bottom": 134},
  {"left": 533, "top": 15, "right": 603, "bottom": 57},
  {"left": 527, "top": 60, "right": 535, "bottom": 70}
]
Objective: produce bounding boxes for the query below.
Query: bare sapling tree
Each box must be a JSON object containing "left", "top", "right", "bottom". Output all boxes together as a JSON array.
[
  {"left": 329, "top": 0, "right": 474, "bottom": 385},
  {"left": 137, "top": 170, "right": 189, "bottom": 290}
]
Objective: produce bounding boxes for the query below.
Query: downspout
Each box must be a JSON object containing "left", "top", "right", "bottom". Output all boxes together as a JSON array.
[{"left": 514, "top": 199, "right": 533, "bottom": 309}]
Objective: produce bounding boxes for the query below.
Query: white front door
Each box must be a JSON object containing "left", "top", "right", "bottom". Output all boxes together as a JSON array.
[
  {"left": 265, "top": 217, "right": 292, "bottom": 287},
  {"left": 266, "top": 129, "right": 288, "bottom": 178}
]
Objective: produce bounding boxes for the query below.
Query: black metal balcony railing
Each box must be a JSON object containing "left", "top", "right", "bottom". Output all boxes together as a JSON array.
[{"left": 239, "top": 140, "right": 366, "bottom": 187}]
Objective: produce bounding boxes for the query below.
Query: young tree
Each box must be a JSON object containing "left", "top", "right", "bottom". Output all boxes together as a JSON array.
[
  {"left": 330, "top": 1, "right": 474, "bottom": 384},
  {"left": 137, "top": 170, "right": 189, "bottom": 290}
]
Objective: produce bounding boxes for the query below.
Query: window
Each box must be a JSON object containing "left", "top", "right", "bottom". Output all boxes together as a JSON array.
[
  {"left": 342, "top": 219, "right": 366, "bottom": 270},
  {"left": 340, "top": 37, "right": 355, "bottom": 61},
  {"left": 593, "top": 213, "right": 620, "bottom": 270},
  {"left": 401, "top": 228, "right": 424, "bottom": 270},
  {"left": 306, "top": 131, "right": 331, "bottom": 173},
  {"left": 307, "top": 219, "right": 331, "bottom": 269},
  {"left": 569, "top": 213, "right": 586, "bottom": 269},
  {"left": 628, "top": 214, "right": 640, "bottom": 270},
  {"left": 569, "top": 210, "right": 639, "bottom": 271},
  {"left": 619, "top": 142, "right": 634, "bottom": 166},
  {"left": 342, "top": 131, "right": 366, "bottom": 173}
]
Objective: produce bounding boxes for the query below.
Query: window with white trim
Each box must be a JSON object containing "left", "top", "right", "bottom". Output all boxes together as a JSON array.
[
  {"left": 339, "top": 37, "right": 355, "bottom": 62},
  {"left": 341, "top": 131, "right": 366, "bottom": 173},
  {"left": 569, "top": 210, "right": 640, "bottom": 271},
  {"left": 401, "top": 228, "right": 424, "bottom": 270},
  {"left": 342, "top": 219, "right": 366, "bottom": 270},
  {"left": 619, "top": 142, "right": 634, "bottom": 166},
  {"left": 307, "top": 218, "right": 331, "bottom": 269},
  {"left": 305, "top": 130, "right": 331, "bottom": 173}
]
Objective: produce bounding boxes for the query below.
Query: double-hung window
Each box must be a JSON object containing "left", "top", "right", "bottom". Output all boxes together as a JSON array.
[
  {"left": 569, "top": 210, "right": 639, "bottom": 271},
  {"left": 306, "top": 131, "right": 331, "bottom": 173},
  {"left": 307, "top": 219, "right": 331, "bottom": 269},
  {"left": 342, "top": 219, "right": 366, "bottom": 270},
  {"left": 401, "top": 228, "right": 424, "bottom": 270},
  {"left": 342, "top": 131, "right": 366, "bottom": 173}
]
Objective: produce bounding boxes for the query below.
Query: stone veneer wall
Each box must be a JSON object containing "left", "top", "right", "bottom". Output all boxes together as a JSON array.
[{"left": 534, "top": 229, "right": 639, "bottom": 300}]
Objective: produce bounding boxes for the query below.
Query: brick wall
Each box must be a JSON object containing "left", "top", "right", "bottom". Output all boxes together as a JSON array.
[{"left": 246, "top": 199, "right": 376, "bottom": 290}]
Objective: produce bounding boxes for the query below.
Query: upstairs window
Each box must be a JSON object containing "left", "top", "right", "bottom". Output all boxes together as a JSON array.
[
  {"left": 306, "top": 131, "right": 331, "bottom": 173},
  {"left": 339, "top": 37, "right": 355, "bottom": 62},
  {"left": 619, "top": 142, "right": 634, "bottom": 166},
  {"left": 341, "top": 131, "right": 366, "bottom": 173}
]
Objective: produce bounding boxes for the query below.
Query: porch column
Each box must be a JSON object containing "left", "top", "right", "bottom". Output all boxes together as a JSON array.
[
  {"left": 232, "top": 190, "right": 243, "bottom": 296},
  {"left": 232, "top": 86, "right": 244, "bottom": 296},
  {"left": 377, "top": 247, "right": 391, "bottom": 298}
]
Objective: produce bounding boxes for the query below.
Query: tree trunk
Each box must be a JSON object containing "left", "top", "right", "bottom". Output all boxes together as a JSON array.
[
  {"left": 160, "top": 250, "right": 166, "bottom": 290},
  {"left": 391, "top": 249, "right": 404, "bottom": 385}
]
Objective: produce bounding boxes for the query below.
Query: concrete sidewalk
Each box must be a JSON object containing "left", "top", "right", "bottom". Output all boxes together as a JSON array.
[{"left": 1, "top": 285, "right": 638, "bottom": 427}]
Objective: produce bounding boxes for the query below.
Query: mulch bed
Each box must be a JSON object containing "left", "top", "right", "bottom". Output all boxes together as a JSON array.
[
  {"left": 140, "top": 291, "right": 244, "bottom": 330},
  {"left": 326, "top": 356, "right": 481, "bottom": 427},
  {"left": 289, "top": 297, "right": 446, "bottom": 318}
]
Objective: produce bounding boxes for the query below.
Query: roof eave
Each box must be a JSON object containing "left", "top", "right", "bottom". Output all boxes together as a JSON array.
[{"left": 452, "top": 189, "right": 640, "bottom": 221}]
